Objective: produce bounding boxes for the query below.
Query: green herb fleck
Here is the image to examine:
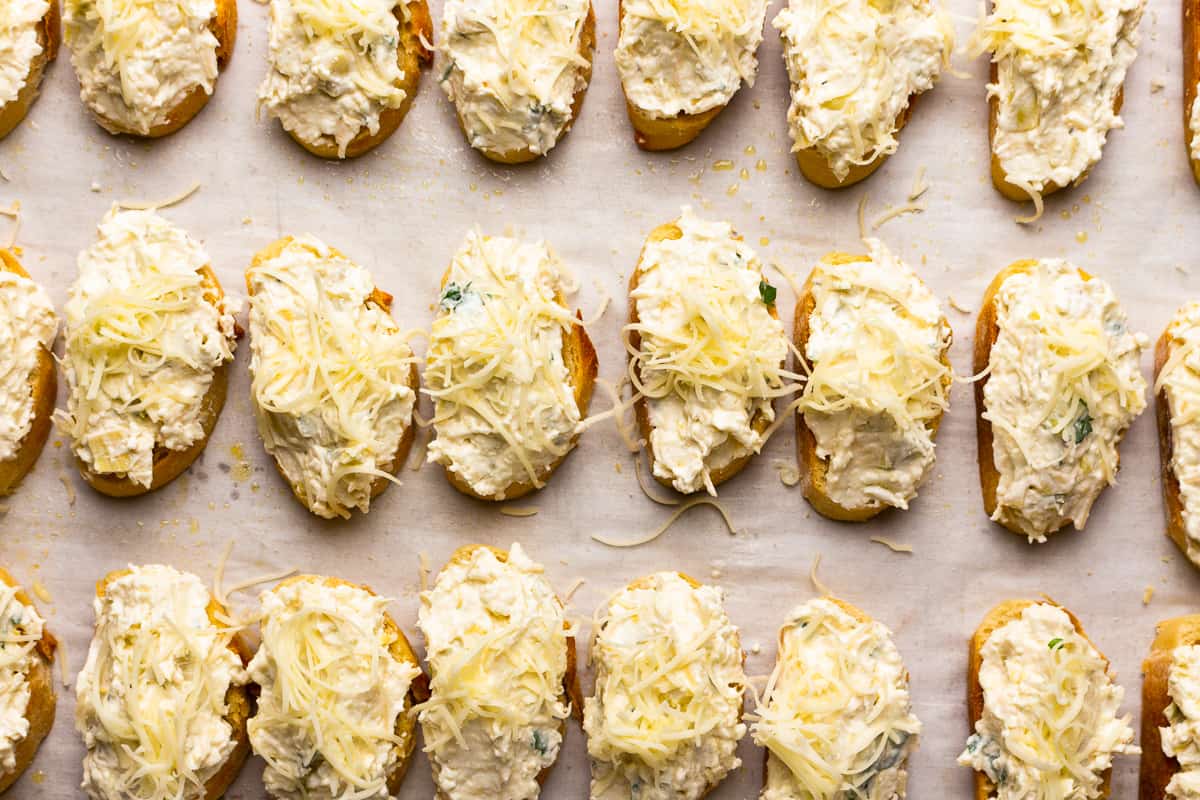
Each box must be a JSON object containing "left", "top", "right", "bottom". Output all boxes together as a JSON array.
[
  {"left": 439, "top": 281, "right": 472, "bottom": 311},
  {"left": 759, "top": 280, "right": 777, "bottom": 306},
  {"left": 532, "top": 729, "right": 547, "bottom": 755},
  {"left": 1048, "top": 637, "right": 1064, "bottom": 650},
  {"left": 1072, "top": 402, "right": 1092, "bottom": 444}
]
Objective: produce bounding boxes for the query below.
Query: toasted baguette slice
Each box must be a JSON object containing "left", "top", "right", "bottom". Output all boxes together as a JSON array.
[
  {"left": 1140, "top": 615, "right": 1200, "bottom": 800},
  {"left": 1156, "top": 317, "right": 1194, "bottom": 565},
  {"left": 793, "top": 250, "right": 951, "bottom": 521},
  {"left": 0, "top": 568, "right": 55, "bottom": 794},
  {"left": 0, "top": 251, "right": 56, "bottom": 497},
  {"left": 0, "top": 1, "right": 58, "bottom": 141},
  {"left": 795, "top": 102, "right": 914, "bottom": 189},
  {"left": 1188, "top": 0, "right": 1200, "bottom": 184}
]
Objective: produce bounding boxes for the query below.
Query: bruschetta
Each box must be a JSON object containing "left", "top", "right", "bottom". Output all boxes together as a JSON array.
[
  {"left": 54, "top": 207, "right": 239, "bottom": 497},
  {"left": 0, "top": 0, "right": 58, "bottom": 140},
  {"left": 773, "top": 0, "right": 950, "bottom": 188},
  {"left": 258, "top": 0, "right": 433, "bottom": 159},
  {"left": 0, "top": 568, "right": 55, "bottom": 794},
  {"left": 615, "top": 0, "right": 767, "bottom": 150},
  {"left": 417, "top": 544, "right": 581, "bottom": 799},
  {"left": 794, "top": 240, "right": 952, "bottom": 520},
  {"left": 440, "top": 0, "right": 595, "bottom": 163},
  {"left": 583, "top": 571, "right": 746, "bottom": 800},
  {"left": 752, "top": 596, "right": 921, "bottom": 799},
  {"left": 1156, "top": 302, "right": 1200, "bottom": 568},
  {"left": 75, "top": 564, "right": 251, "bottom": 800},
  {"left": 959, "top": 600, "right": 1137, "bottom": 800},
  {"left": 1141, "top": 615, "right": 1200, "bottom": 800},
  {"left": 246, "top": 235, "right": 418, "bottom": 519},
  {"left": 62, "top": 0, "right": 236, "bottom": 137},
  {"left": 974, "top": 259, "right": 1146, "bottom": 541},
  {"left": 247, "top": 575, "right": 427, "bottom": 799},
  {"left": 424, "top": 230, "right": 596, "bottom": 501},
  {"left": 627, "top": 208, "right": 792, "bottom": 495},
  {"left": 978, "top": 0, "right": 1144, "bottom": 210},
  {"left": 1187, "top": 0, "right": 1200, "bottom": 184},
  {"left": 0, "top": 250, "right": 56, "bottom": 496}
]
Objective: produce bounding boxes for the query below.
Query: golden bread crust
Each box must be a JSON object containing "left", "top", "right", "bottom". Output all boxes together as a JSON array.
[
  {"left": 0, "top": 568, "right": 55, "bottom": 794},
  {"left": 794, "top": 101, "right": 916, "bottom": 189},
  {"left": 1156, "top": 324, "right": 1195, "bottom": 565}
]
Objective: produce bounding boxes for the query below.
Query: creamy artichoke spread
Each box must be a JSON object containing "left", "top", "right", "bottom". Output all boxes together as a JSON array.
[
  {"left": 425, "top": 231, "right": 582, "bottom": 499},
  {"left": 0, "top": 270, "right": 55, "bottom": 463},
  {"left": 800, "top": 240, "right": 950, "bottom": 512},
  {"left": 753, "top": 598, "right": 921, "bottom": 800},
  {"left": 54, "top": 207, "right": 238, "bottom": 489},
  {"left": 977, "top": 0, "right": 1144, "bottom": 196},
  {"left": 1159, "top": 302, "right": 1200, "bottom": 566},
  {"left": 982, "top": 260, "right": 1146, "bottom": 541},
  {"left": 0, "top": 0, "right": 49, "bottom": 107},
  {"left": 1162, "top": 644, "right": 1200, "bottom": 799},
  {"left": 248, "top": 578, "right": 420, "bottom": 800},
  {"left": 417, "top": 544, "right": 570, "bottom": 800},
  {"left": 773, "top": 0, "right": 949, "bottom": 181},
  {"left": 259, "top": 0, "right": 409, "bottom": 157},
  {"left": 247, "top": 236, "right": 416, "bottom": 520},
  {"left": 631, "top": 208, "right": 791, "bottom": 495},
  {"left": 75, "top": 564, "right": 247, "bottom": 800},
  {"left": 63, "top": 0, "right": 220, "bottom": 135},
  {"left": 441, "top": 0, "right": 591, "bottom": 158},
  {"left": 615, "top": 0, "right": 766, "bottom": 118},
  {"left": 0, "top": 581, "right": 44, "bottom": 774},
  {"left": 584, "top": 572, "right": 746, "bottom": 800}
]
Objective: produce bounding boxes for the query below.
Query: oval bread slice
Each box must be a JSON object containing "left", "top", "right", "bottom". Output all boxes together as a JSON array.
[
  {"left": 0, "top": 0, "right": 59, "bottom": 141},
  {"left": 1139, "top": 615, "right": 1200, "bottom": 800},
  {"left": 1187, "top": 0, "right": 1200, "bottom": 184},
  {"left": 0, "top": 568, "right": 55, "bottom": 794}
]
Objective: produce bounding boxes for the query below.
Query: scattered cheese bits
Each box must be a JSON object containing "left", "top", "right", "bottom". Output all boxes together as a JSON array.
[
  {"left": 592, "top": 496, "right": 740, "bottom": 548},
  {"left": 116, "top": 182, "right": 201, "bottom": 211},
  {"left": 1143, "top": 585, "right": 1155, "bottom": 605},
  {"left": 810, "top": 553, "right": 830, "bottom": 596},
  {"left": 499, "top": 505, "right": 540, "bottom": 517},
  {"left": 30, "top": 581, "right": 51, "bottom": 603},
  {"left": 773, "top": 459, "right": 801, "bottom": 487},
  {"left": 870, "top": 536, "right": 914, "bottom": 554}
]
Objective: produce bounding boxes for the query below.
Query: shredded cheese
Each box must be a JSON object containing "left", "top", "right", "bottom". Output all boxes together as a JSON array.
[
  {"left": 116, "top": 182, "right": 201, "bottom": 211},
  {"left": 499, "top": 505, "right": 540, "bottom": 517},
  {"left": 591, "top": 496, "right": 740, "bottom": 547},
  {"left": 870, "top": 535, "right": 914, "bottom": 554}
]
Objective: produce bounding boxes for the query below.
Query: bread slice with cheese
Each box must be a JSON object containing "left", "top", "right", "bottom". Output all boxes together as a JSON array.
[
  {"left": 793, "top": 241, "right": 952, "bottom": 521},
  {"left": 417, "top": 544, "right": 582, "bottom": 799},
  {"left": 1140, "top": 615, "right": 1200, "bottom": 800},
  {"left": 425, "top": 230, "right": 596, "bottom": 501},
  {"left": 615, "top": 0, "right": 767, "bottom": 150},
  {"left": 55, "top": 207, "right": 239, "bottom": 497},
  {"left": 584, "top": 571, "right": 746, "bottom": 800},
  {"left": 753, "top": 596, "right": 921, "bottom": 799},
  {"left": 247, "top": 574, "right": 427, "bottom": 799},
  {"left": 75, "top": 564, "right": 251, "bottom": 800},
  {"left": 960, "top": 599, "right": 1136, "bottom": 800},
  {"left": 246, "top": 235, "right": 418, "bottom": 519},
  {"left": 974, "top": 259, "right": 1146, "bottom": 541},
  {"left": 773, "top": 0, "right": 950, "bottom": 188},
  {"left": 0, "top": 250, "right": 57, "bottom": 496},
  {"left": 259, "top": 0, "right": 433, "bottom": 159},
  {"left": 1154, "top": 302, "right": 1200, "bottom": 569},
  {"left": 0, "top": 0, "right": 59, "bottom": 141},
  {"left": 1187, "top": 0, "right": 1200, "bottom": 185},
  {"left": 440, "top": 0, "right": 596, "bottom": 163},
  {"left": 0, "top": 568, "right": 56, "bottom": 794},
  {"left": 62, "top": 0, "right": 236, "bottom": 137},
  {"left": 628, "top": 209, "right": 792, "bottom": 495}
]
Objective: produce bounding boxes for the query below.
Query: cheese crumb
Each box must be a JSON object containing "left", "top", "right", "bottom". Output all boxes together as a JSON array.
[{"left": 1143, "top": 585, "right": 1155, "bottom": 605}]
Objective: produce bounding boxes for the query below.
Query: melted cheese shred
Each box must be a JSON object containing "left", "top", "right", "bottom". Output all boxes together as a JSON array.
[
  {"left": 424, "top": 231, "right": 583, "bottom": 500},
  {"left": 247, "top": 235, "right": 417, "bottom": 519},
  {"left": 583, "top": 572, "right": 746, "bottom": 800},
  {"left": 1156, "top": 301, "right": 1200, "bottom": 567},
  {"left": 247, "top": 578, "right": 420, "bottom": 800},
  {"left": 957, "top": 603, "right": 1138, "bottom": 800},
  {"left": 752, "top": 598, "right": 921, "bottom": 800},
  {"left": 74, "top": 565, "right": 246, "bottom": 800}
]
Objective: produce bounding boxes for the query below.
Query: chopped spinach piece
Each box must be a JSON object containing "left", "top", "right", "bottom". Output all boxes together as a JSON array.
[
  {"left": 1072, "top": 402, "right": 1092, "bottom": 444},
  {"left": 1048, "top": 637, "right": 1065, "bottom": 650},
  {"left": 759, "top": 280, "right": 777, "bottom": 306},
  {"left": 532, "top": 729, "right": 547, "bottom": 755},
  {"left": 439, "top": 281, "right": 473, "bottom": 311}
]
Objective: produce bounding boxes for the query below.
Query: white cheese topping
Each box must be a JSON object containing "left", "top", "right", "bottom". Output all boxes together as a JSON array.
[
  {"left": 1162, "top": 644, "right": 1200, "bottom": 800},
  {"left": 977, "top": 0, "right": 1144, "bottom": 196},
  {"left": 983, "top": 260, "right": 1146, "bottom": 541},
  {"left": 75, "top": 564, "right": 247, "bottom": 800},
  {"left": 0, "top": 582, "right": 44, "bottom": 774},
  {"left": 53, "top": 207, "right": 238, "bottom": 489},
  {"left": 800, "top": 240, "right": 950, "bottom": 512},
  {"left": 258, "top": 0, "right": 408, "bottom": 157},
  {"left": 248, "top": 578, "right": 420, "bottom": 800},
  {"left": 440, "top": 0, "right": 591, "bottom": 158},
  {"left": 425, "top": 231, "right": 582, "bottom": 500},
  {"left": 0, "top": 269, "right": 56, "bottom": 463},
  {"left": 773, "top": 0, "right": 950, "bottom": 181},
  {"left": 1190, "top": 93, "right": 1200, "bottom": 162},
  {"left": 417, "top": 544, "right": 569, "bottom": 800},
  {"left": 1157, "top": 302, "right": 1200, "bottom": 566},
  {"left": 752, "top": 598, "right": 921, "bottom": 800},
  {"left": 63, "top": 0, "right": 220, "bottom": 135},
  {"left": 958, "top": 604, "right": 1137, "bottom": 800},
  {"left": 630, "top": 207, "right": 792, "bottom": 495},
  {"left": 584, "top": 572, "right": 746, "bottom": 800},
  {"left": 615, "top": 0, "right": 766, "bottom": 119},
  {"left": 0, "top": 0, "right": 49, "bottom": 107},
  {"left": 247, "top": 236, "right": 416, "bottom": 520}
]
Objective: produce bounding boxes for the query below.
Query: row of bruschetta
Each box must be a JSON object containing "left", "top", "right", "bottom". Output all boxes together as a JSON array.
[{"left": 0, "top": 555, "right": 1194, "bottom": 800}]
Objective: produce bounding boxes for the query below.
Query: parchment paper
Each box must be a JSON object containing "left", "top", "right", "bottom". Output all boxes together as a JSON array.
[{"left": 1, "top": 0, "right": 1197, "bottom": 795}]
